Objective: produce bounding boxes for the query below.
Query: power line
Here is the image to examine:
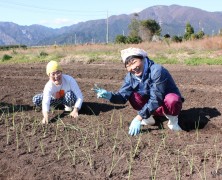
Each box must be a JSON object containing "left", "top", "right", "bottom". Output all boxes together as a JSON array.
[{"left": 0, "top": 0, "right": 107, "bottom": 14}]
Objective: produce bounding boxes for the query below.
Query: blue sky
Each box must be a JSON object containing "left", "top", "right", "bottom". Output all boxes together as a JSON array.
[{"left": 1, "top": 0, "right": 221, "bottom": 28}]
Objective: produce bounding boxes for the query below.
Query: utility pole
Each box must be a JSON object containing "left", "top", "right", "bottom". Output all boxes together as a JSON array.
[
  {"left": 74, "top": 33, "right": 77, "bottom": 45},
  {"left": 106, "top": 11, "right": 109, "bottom": 44}
]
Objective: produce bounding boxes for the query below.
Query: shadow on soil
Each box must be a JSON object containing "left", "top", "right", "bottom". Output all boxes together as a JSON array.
[
  {"left": 79, "top": 102, "right": 126, "bottom": 115},
  {"left": 0, "top": 102, "right": 33, "bottom": 114},
  {"left": 141, "top": 107, "right": 221, "bottom": 133},
  {"left": 50, "top": 101, "right": 126, "bottom": 123},
  {"left": 179, "top": 107, "right": 221, "bottom": 132}
]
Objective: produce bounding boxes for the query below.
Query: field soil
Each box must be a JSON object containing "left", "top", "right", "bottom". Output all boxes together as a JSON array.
[{"left": 0, "top": 61, "right": 222, "bottom": 180}]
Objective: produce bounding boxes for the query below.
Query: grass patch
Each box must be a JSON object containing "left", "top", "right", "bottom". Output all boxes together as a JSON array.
[
  {"left": 185, "top": 57, "right": 222, "bottom": 65},
  {"left": 0, "top": 36, "right": 222, "bottom": 65},
  {"left": 153, "top": 57, "right": 178, "bottom": 64}
]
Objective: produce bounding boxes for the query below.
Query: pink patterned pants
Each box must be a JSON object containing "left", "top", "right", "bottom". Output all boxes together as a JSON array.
[{"left": 129, "top": 92, "right": 182, "bottom": 116}]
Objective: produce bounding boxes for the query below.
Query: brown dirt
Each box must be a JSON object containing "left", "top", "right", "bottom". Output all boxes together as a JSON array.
[{"left": 0, "top": 61, "right": 222, "bottom": 180}]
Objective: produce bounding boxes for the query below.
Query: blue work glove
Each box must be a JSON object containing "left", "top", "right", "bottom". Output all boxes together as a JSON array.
[
  {"left": 128, "top": 118, "right": 142, "bottom": 136},
  {"left": 92, "top": 84, "right": 112, "bottom": 100}
]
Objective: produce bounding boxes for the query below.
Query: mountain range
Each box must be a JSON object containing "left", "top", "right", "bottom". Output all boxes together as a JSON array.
[{"left": 0, "top": 4, "right": 222, "bottom": 46}]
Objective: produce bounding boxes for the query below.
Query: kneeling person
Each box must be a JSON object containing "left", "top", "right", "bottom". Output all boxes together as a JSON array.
[
  {"left": 33, "top": 60, "right": 83, "bottom": 124},
  {"left": 93, "top": 48, "right": 183, "bottom": 136}
]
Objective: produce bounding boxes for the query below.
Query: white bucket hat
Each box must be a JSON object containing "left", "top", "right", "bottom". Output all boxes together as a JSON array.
[{"left": 120, "top": 47, "right": 147, "bottom": 63}]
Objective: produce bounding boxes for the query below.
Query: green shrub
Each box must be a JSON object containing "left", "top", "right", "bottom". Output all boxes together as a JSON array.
[
  {"left": 39, "top": 51, "right": 48, "bottom": 57},
  {"left": 2, "top": 54, "right": 12, "bottom": 61},
  {"left": 115, "top": 35, "right": 127, "bottom": 44},
  {"left": 126, "top": 36, "right": 142, "bottom": 44},
  {"left": 0, "top": 45, "right": 27, "bottom": 51}
]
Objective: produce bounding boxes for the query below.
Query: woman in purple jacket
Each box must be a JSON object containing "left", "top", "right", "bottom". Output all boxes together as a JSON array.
[{"left": 94, "top": 47, "right": 183, "bottom": 136}]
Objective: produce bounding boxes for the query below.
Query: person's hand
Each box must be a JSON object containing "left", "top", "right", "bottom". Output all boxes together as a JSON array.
[
  {"left": 70, "top": 107, "right": 79, "bottom": 118},
  {"left": 42, "top": 111, "right": 49, "bottom": 124},
  {"left": 92, "top": 84, "right": 112, "bottom": 100},
  {"left": 128, "top": 118, "right": 141, "bottom": 136}
]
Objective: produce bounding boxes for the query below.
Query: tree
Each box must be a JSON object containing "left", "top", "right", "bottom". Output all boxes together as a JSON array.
[
  {"left": 128, "top": 16, "right": 140, "bottom": 37},
  {"left": 140, "top": 19, "right": 161, "bottom": 41},
  {"left": 164, "top": 34, "right": 171, "bottom": 38},
  {"left": 184, "top": 22, "right": 194, "bottom": 40},
  {"left": 196, "top": 30, "right": 205, "bottom": 39}
]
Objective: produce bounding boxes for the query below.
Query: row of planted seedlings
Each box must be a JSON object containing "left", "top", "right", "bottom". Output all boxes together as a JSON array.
[
  {"left": 92, "top": 110, "right": 222, "bottom": 180},
  {"left": 1, "top": 106, "right": 222, "bottom": 179},
  {"left": 131, "top": 128, "right": 222, "bottom": 180},
  {"left": 0, "top": 106, "right": 130, "bottom": 172}
]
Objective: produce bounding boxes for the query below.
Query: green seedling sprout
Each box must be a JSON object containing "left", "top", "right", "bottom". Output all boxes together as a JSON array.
[
  {"left": 167, "top": 148, "right": 182, "bottom": 180},
  {"left": 123, "top": 133, "right": 136, "bottom": 179},
  {"left": 133, "top": 134, "right": 142, "bottom": 158},
  {"left": 111, "top": 128, "right": 123, "bottom": 153},
  {"left": 109, "top": 110, "right": 115, "bottom": 125},
  {"left": 112, "top": 128, "right": 119, "bottom": 152},
  {"left": 213, "top": 135, "right": 222, "bottom": 173},
  {"left": 203, "top": 150, "right": 209, "bottom": 180},
  {"left": 160, "top": 129, "right": 167, "bottom": 149},
  {"left": 55, "top": 142, "right": 65, "bottom": 161},
  {"left": 101, "top": 123, "right": 105, "bottom": 136},
  {"left": 181, "top": 145, "right": 195, "bottom": 175},
  {"left": 54, "top": 121, "right": 60, "bottom": 141},
  {"left": 20, "top": 117, "right": 25, "bottom": 133},
  {"left": 108, "top": 152, "right": 125, "bottom": 177},
  {"left": 59, "top": 119, "right": 67, "bottom": 128},
  {"left": 31, "top": 117, "right": 38, "bottom": 135},
  {"left": 66, "top": 123, "right": 79, "bottom": 131},
  {"left": 145, "top": 140, "right": 165, "bottom": 180},
  {"left": 39, "top": 138, "right": 45, "bottom": 155},
  {"left": 195, "top": 116, "right": 200, "bottom": 141},
  {"left": 6, "top": 126, "right": 10, "bottom": 145},
  {"left": 82, "top": 148, "right": 93, "bottom": 169},
  {"left": 22, "top": 133, "right": 31, "bottom": 153},
  {"left": 4, "top": 113, "right": 8, "bottom": 127},
  {"left": 63, "top": 139, "right": 76, "bottom": 165},
  {"left": 15, "top": 125, "right": 19, "bottom": 150},
  {"left": 0, "top": 111, "right": 5, "bottom": 124},
  {"left": 185, "top": 149, "right": 209, "bottom": 180},
  {"left": 63, "top": 127, "right": 70, "bottom": 144},
  {"left": 126, "top": 148, "right": 134, "bottom": 180},
  {"left": 176, "top": 149, "right": 181, "bottom": 180},
  {"left": 42, "top": 125, "right": 48, "bottom": 138},
  {"left": 88, "top": 116, "right": 100, "bottom": 149},
  {"left": 93, "top": 124, "right": 100, "bottom": 149},
  {"left": 79, "top": 128, "right": 88, "bottom": 146},
  {"left": 143, "top": 152, "right": 157, "bottom": 180},
  {"left": 12, "top": 105, "right": 15, "bottom": 129},
  {"left": 119, "top": 112, "right": 123, "bottom": 128},
  {"left": 86, "top": 105, "right": 96, "bottom": 116}
]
